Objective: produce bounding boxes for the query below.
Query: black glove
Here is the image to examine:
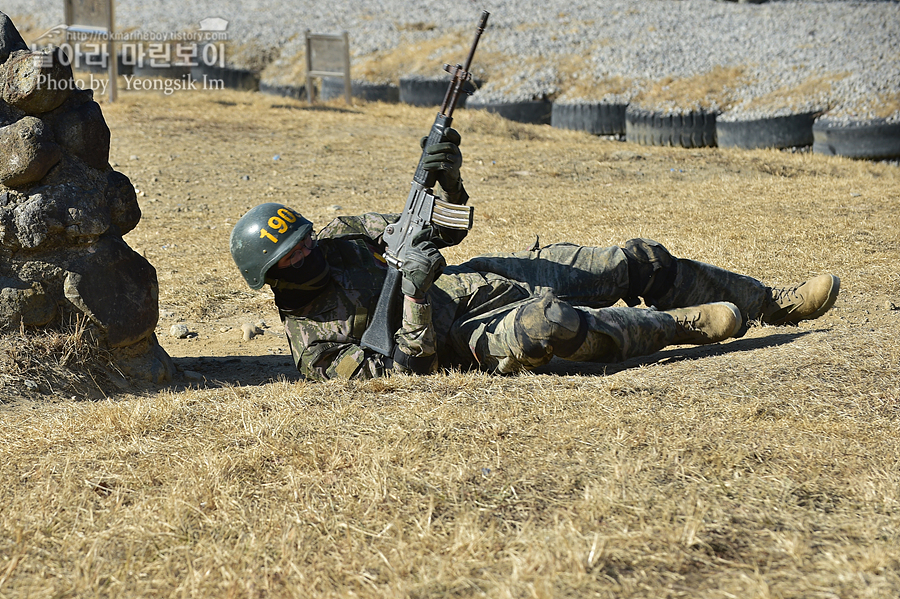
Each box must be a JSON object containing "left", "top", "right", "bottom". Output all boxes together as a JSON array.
[
  {"left": 420, "top": 128, "right": 462, "bottom": 192},
  {"left": 400, "top": 228, "right": 446, "bottom": 300}
]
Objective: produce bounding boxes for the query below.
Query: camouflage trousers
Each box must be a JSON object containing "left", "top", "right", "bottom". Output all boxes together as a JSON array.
[{"left": 429, "top": 242, "right": 769, "bottom": 373}]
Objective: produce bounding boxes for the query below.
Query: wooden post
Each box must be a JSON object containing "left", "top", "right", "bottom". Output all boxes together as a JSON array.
[
  {"left": 304, "top": 29, "right": 314, "bottom": 104},
  {"left": 63, "top": 0, "right": 117, "bottom": 102},
  {"left": 341, "top": 31, "right": 351, "bottom": 106},
  {"left": 107, "top": 0, "right": 116, "bottom": 102}
]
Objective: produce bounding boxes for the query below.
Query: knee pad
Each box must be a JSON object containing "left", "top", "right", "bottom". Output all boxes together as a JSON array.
[
  {"left": 511, "top": 292, "right": 587, "bottom": 360},
  {"left": 621, "top": 238, "right": 677, "bottom": 306}
]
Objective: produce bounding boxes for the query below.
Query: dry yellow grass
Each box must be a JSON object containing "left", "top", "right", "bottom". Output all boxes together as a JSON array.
[
  {"left": 631, "top": 66, "right": 752, "bottom": 110},
  {"left": 1, "top": 89, "right": 899, "bottom": 598}
]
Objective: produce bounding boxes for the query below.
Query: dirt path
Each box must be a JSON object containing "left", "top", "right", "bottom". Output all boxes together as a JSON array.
[{"left": 6, "top": 85, "right": 900, "bottom": 394}]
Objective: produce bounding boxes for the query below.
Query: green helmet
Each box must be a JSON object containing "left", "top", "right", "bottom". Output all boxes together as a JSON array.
[{"left": 230, "top": 203, "right": 313, "bottom": 289}]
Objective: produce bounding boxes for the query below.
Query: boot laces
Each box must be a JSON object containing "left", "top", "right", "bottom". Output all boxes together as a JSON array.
[
  {"left": 673, "top": 311, "right": 702, "bottom": 333},
  {"left": 772, "top": 284, "right": 803, "bottom": 307}
]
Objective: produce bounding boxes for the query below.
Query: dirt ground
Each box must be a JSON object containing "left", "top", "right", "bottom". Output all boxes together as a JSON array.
[
  {"left": 1, "top": 84, "right": 899, "bottom": 598},
  {"left": 100, "top": 87, "right": 898, "bottom": 390},
  {"left": 5, "top": 80, "right": 900, "bottom": 396}
]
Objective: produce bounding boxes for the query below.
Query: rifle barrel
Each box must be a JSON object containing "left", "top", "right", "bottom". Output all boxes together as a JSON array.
[
  {"left": 441, "top": 11, "right": 490, "bottom": 117},
  {"left": 463, "top": 12, "right": 490, "bottom": 73}
]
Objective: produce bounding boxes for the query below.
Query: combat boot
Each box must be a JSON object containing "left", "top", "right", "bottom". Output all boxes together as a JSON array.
[
  {"left": 763, "top": 274, "right": 840, "bottom": 325},
  {"left": 662, "top": 302, "right": 742, "bottom": 345}
]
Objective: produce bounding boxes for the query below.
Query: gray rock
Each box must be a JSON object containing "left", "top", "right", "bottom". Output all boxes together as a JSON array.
[
  {"left": 106, "top": 170, "right": 141, "bottom": 235},
  {"left": 63, "top": 236, "right": 159, "bottom": 348},
  {"left": 1, "top": 48, "right": 73, "bottom": 115},
  {"left": 10, "top": 191, "right": 64, "bottom": 249},
  {"left": 0, "top": 116, "right": 62, "bottom": 188},
  {"left": 59, "top": 184, "right": 111, "bottom": 241},
  {"left": 169, "top": 323, "right": 189, "bottom": 338},
  {"left": 0, "top": 277, "right": 56, "bottom": 328},
  {"left": 21, "top": 182, "right": 110, "bottom": 246},
  {"left": 34, "top": 147, "right": 101, "bottom": 190},
  {"left": 110, "top": 333, "right": 174, "bottom": 384},
  {"left": 0, "top": 13, "right": 28, "bottom": 65},
  {"left": 6, "top": 256, "right": 64, "bottom": 287},
  {"left": 241, "top": 322, "right": 261, "bottom": 341},
  {"left": 183, "top": 370, "right": 205, "bottom": 382},
  {"left": 44, "top": 99, "right": 110, "bottom": 170}
]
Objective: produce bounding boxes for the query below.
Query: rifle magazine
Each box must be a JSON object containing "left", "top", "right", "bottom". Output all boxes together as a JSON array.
[{"left": 432, "top": 198, "right": 474, "bottom": 230}]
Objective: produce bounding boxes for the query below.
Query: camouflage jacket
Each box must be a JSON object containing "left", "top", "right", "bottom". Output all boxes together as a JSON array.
[{"left": 276, "top": 212, "right": 455, "bottom": 381}]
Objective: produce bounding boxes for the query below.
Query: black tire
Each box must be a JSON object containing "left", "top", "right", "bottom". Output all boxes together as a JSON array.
[
  {"left": 551, "top": 102, "right": 628, "bottom": 135},
  {"left": 321, "top": 77, "right": 399, "bottom": 103},
  {"left": 625, "top": 106, "right": 717, "bottom": 148},
  {"left": 399, "top": 76, "right": 479, "bottom": 108},
  {"left": 466, "top": 100, "right": 553, "bottom": 125},
  {"left": 259, "top": 82, "right": 310, "bottom": 101},
  {"left": 717, "top": 112, "right": 818, "bottom": 150},
  {"left": 812, "top": 118, "right": 900, "bottom": 160},
  {"left": 190, "top": 64, "right": 259, "bottom": 91}
]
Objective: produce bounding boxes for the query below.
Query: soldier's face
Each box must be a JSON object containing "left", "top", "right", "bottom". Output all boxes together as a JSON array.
[{"left": 277, "top": 233, "right": 317, "bottom": 269}]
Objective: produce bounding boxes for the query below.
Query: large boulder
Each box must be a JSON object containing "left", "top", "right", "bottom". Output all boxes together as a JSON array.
[{"left": 44, "top": 181, "right": 111, "bottom": 241}]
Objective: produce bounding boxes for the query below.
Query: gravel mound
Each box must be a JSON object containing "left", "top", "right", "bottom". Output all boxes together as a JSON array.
[{"left": 7, "top": 0, "right": 899, "bottom": 121}]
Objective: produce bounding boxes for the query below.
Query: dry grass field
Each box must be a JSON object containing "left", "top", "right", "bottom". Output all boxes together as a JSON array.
[{"left": 1, "top": 86, "right": 899, "bottom": 598}]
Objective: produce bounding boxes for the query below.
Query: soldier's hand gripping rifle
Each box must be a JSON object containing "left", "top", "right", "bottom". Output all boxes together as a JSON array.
[{"left": 360, "top": 11, "right": 489, "bottom": 358}]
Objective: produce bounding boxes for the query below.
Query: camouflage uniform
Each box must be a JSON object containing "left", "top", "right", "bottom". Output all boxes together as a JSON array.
[{"left": 277, "top": 213, "right": 773, "bottom": 381}]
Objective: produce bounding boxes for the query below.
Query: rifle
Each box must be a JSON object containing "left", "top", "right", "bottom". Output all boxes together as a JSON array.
[{"left": 360, "top": 10, "right": 489, "bottom": 358}]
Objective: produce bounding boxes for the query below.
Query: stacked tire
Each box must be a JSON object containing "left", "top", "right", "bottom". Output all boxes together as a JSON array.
[
  {"left": 625, "top": 107, "right": 717, "bottom": 148},
  {"left": 812, "top": 119, "right": 900, "bottom": 160},
  {"left": 551, "top": 103, "right": 628, "bottom": 135}
]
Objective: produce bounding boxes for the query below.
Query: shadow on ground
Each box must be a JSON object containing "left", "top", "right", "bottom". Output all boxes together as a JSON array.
[
  {"left": 170, "top": 355, "right": 302, "bottom": 389},
  {"left": 535, "top": 330, "right": 812, "bottom": 376},
  {"left": 165, "top": 330, "right": 812, "bottom": 389},
  {"left": 270, "top": 104, "right": 361, "bottom": 114}
]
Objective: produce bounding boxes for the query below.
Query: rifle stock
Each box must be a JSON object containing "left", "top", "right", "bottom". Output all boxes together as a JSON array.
[{"left": 361, "top": 267, "right": 403, "bottom": 357}]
